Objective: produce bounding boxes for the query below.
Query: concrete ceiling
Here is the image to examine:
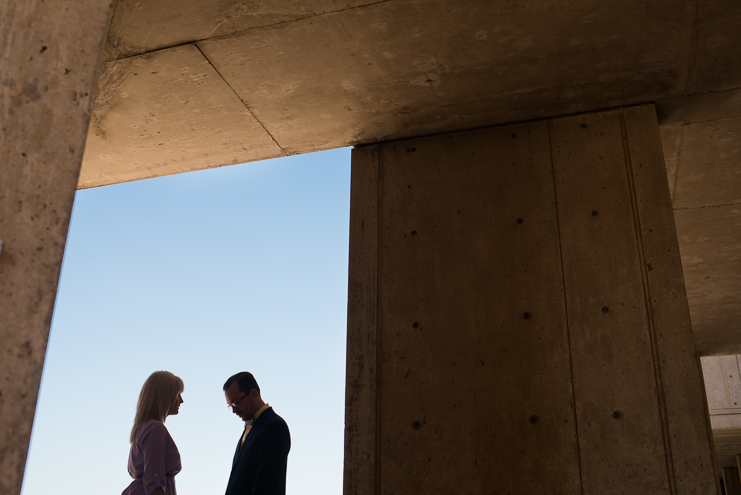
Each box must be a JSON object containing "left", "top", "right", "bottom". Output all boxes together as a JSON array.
[{"left": 80, "top": 0, "right": 740, "bottom": 356}]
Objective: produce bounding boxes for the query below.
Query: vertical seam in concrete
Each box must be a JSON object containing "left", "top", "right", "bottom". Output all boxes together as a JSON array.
[
  {"left": 193, "top": 43, "right": 288, "bottom": 156},
  {"left": 374, "top": 144, "right": 384, "bottom": 495},
  {"left": 546, "top": 120, "right": 585, "bottom": 495},
  {"left": 684, "top": 0, "right": 703, "bottom": 95},
  {"left": 618, "top": 109, "right": 678, "bottom": 495}
]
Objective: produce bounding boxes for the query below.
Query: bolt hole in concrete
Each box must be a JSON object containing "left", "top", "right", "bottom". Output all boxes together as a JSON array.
[{"left": 21, "top": 148, "right": 351, "bottom": 495}]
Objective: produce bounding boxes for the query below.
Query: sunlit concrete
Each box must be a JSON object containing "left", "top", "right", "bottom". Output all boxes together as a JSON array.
[{"left": 0, "top": 1, "right": 113, "bottom": 494}]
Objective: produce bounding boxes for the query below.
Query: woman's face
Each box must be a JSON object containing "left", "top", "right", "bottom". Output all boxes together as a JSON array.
[{"left": 167, "top": 393, "right": 184, "bottom": 416}]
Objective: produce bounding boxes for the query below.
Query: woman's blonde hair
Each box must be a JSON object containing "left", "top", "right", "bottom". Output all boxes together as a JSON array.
[{"left": 130, "top": 371, "right": 184, "bottom": 444}]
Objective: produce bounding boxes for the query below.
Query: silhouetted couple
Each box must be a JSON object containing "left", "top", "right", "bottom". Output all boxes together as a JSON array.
[{"left": 121, "top": 371, "right": 291, "bottom": 495}]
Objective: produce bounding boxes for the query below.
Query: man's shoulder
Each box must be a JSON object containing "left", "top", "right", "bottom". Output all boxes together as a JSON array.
[
  {"left": 257, "top": 408, "right": 290, "bottom": 439},
  {"left": 261, "top": 408, "right": 288, "bottom": 427}
]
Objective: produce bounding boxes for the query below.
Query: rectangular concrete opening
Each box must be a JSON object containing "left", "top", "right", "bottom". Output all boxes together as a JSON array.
[{"left": 20, "top": 150, "right": 351, "bottom": 495}]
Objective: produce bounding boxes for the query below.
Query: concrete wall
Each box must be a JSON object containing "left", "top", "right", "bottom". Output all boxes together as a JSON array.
[
  {"left": 0, "top": 1, "right": 112, "bottom": 494},
  {"left": 701, "top": 355, "right": 741, "bottom": 468},
  {"left": 345, "top": 105, "right": 718, "bottom": 494}
]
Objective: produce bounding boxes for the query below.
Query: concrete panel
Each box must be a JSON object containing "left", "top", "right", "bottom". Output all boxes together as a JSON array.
[
  {"left": 688, "top": 0, "right": 741, "bottom": 94},
  {"left": 378, "top": 123, "right": 581, "bottom": 493},
  {"left": 623, "top": 105, "right": 717, "bottom": 494},
  {"left": 692, "top": 304, "right": 741, "bottom": 357},
  {"left": 0, "top": 0, "right": 112, "bottom": 494},
  {"left": 672, "top": 118, "right": 741, "bottom": 210},
  {"left": 79, "top": 44, "right": 283, "bottom": 189},
  {"left": 550, "top": 109, "right": 671, "bottom": 494},
  {"left": 685, "top": 262, "right": 741, "bottom": 308},
  {"left": 686, "top": 262, "right": 741, "bottom": 353},
  {"left": 344, "top": 145, "right": 380, "bottom": 495},
  {"left": 674, "top": 204, "right": 741, "bottom": 267},
  {"left": 712, "top": 416, "right": 741, "bottom": 429},
  {"left": 701, "top": 356, "right": 741, "bottom": 412},
  {"left": 103, "top": 0, "right": 380, "bottom": 61},
  {"left": 199, "top": 0, "right": 696, "bottom": 154}
]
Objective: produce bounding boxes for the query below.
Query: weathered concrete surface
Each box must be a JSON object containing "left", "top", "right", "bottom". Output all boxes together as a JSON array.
[
  {"left": 0, "top": 1, "right": 113, "bottom": 494},
  {"left": 345, "top": 105, "right": 717, "bottom": 494},
  {"left": 657, "top": 88, "right": 741, "bottom": 126},
  {"left": 81, "top": 0, "right": 741, "bottom": 180},
  {"left": 79, "top": 43, "right": 284, "bottom": 189},
  {"left": 197, "top": 0, "right": 698, "bottom": 155},
  {"left": 701, "top": 356, "right": 741, "bottom": 469},
  {"left": 687, "top": 0, "right": 741, "bottom": 95},
  {"left": 343, "top": 145, "right": 380, "bottom": 495},
  {"left": 672, "top": 119, "right": 741, "bottom": 211},
  {"left": 674, "top": 205, "right": 741, "bottom": 354},
  {"left": 83, "top": 0, "right": 741, "bottom": 179},
  {"left": 656, "top": 88, "right": 741, "bottom": 356},
  {"left": 702, "top": 356, "right": 741, "bottom": 419},
  {"left": 103, "top": 0, "right": 382, "bottom": 61}
]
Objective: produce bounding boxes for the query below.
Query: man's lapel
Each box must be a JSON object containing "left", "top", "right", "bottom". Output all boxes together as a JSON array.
[
  {"left": 232, "top": 426, "right": 247, "bottom": 467},
  {"left": 232, "top": 408, "right": 274, "bottom": 467}
]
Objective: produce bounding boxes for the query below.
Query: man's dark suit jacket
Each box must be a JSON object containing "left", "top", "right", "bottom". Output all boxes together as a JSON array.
[{"left": 226, "top": 407, "right": 291, "bottom": 495}]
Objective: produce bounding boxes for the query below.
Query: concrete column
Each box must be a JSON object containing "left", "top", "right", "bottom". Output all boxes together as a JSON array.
[
  {"left": 0, "top": 2, "right": 112, "bottom": 494},
  {"left": 344, "top": 105, "right": 719, "bottom": 494}
]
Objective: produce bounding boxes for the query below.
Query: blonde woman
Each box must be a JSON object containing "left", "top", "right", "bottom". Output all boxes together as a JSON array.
[{"left": 122, "top": 371, "right": 184, "bottom": 495}]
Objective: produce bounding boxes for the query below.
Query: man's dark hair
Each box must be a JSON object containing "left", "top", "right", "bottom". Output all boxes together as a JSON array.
[{"left": 223, "top": 371, "right": 261, "bottom": 395}]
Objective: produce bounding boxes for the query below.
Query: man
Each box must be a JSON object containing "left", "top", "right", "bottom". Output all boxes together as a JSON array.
[{"left": 223, "top": 372, "right": 291, "bottom": 495}]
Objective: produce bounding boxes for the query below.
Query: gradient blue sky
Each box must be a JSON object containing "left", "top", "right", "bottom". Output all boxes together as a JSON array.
[{"left": 21, "top": 148, "right": 351, "bottom": 495}]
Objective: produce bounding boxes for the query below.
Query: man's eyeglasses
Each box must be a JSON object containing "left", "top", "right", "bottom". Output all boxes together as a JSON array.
[{"left": 227, "top": 391, "right": 250, "bottom": 410}]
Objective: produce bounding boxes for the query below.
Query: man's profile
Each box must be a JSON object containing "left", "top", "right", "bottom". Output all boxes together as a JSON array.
[{"left": 223, "top": 372, "right": 291, "bottom": 495}]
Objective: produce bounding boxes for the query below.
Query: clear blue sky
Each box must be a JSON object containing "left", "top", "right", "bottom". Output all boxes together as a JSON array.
[{"left": 21, "top": 148, "right": 351, "bottom": 495}]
